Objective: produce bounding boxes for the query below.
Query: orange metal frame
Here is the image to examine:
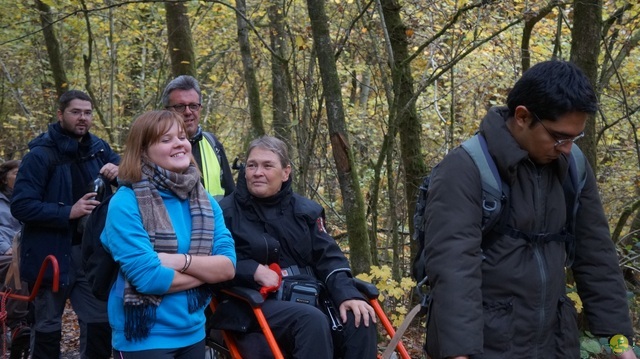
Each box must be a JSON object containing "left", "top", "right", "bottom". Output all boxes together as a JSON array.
[
  {"left": 0, "top": 255, "right": 59, "bottom": 359},
  {"left": 0, "top": 258, "right": 411, "bottom": 359},
  {"left": 0, "top": 254, "right": 60, "bottom": 301},
  {"left": 209, "top": 289, "right": 410, "bottom": 359},
  {"left": 368, "top": 298, "right": 411, "bottom": 359},
  {"left": 209, "top": 291, "right": 284, "bottom": 359}
]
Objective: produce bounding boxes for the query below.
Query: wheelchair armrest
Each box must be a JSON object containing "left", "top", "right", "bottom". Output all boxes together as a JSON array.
[
  {"left": 221, "top": 287, "right": 266, "bottom": 308},
  {"left": 353, "top": 278, "right": 379, "bottom": 299}
]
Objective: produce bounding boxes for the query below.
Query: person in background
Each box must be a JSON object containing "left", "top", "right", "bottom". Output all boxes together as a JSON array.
[
  {"left": 218, "top": 136, "right": 377, "bottom": 359},
  {"left": 161, "top": 75, "right": 235, "bottom": 199},
  {"left": 0, "top": 160, "right": 21, "bottom": 255},
  {"left": 422, "top": 61, "right": 637, "bottom": 359},
  {"left": 11, "top": 90, "right": 120, "bottom": 359},
  {"left": 0, "top": 159, "right": 31, "bottom": 357},
  {"left": 101, "top": 110, "right": 235, "bottom": 358}
]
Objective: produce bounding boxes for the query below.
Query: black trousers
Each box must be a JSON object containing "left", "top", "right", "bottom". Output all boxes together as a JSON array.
[
  {"left": 112, "top": 339, "right": 205, "bottom": 359},
  {"left": 234, "top": 299, "right": 377, "bottom": 359}
]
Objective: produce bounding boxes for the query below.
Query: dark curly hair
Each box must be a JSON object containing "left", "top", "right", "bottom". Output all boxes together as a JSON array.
[{"left": 507, "top": 60, "right": 598, "bottom": 123}]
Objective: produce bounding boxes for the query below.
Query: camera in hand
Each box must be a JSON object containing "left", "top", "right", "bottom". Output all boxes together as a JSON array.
[
  {"left": 78, "top": 174, "right": 106, "bottom": 234},
  {"left": 87, "top": 174, "right": 106, "bottom": 202}
]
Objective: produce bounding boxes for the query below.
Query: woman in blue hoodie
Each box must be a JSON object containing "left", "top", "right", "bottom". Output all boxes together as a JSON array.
[{"left": 101, "top": 110, "right": 236, "bottom": 359}]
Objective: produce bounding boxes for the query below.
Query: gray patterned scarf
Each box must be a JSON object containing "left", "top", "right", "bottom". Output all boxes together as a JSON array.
[{"left": 123, "top": 159, "right": 214, "bottom": 341}]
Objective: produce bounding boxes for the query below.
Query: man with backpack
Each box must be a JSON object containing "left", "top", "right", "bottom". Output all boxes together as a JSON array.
[
  {"left": 11, "top": 90, "right": 119, "bottom": 359},
  {"left": 420, "top": 61, "right": 636, "bottom": 359}
]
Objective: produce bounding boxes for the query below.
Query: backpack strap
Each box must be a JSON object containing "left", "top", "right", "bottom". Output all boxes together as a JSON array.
[
  {"left": 562, "top": 144, "right": 587, "bottom": 266},
  {"left": 482, "top": 144, "right": 587, "bottom": 262},
  {"left": 411, "top": 172, "right": 436, "bottom": 282},
  {"left": 412, "top": 175, "right": 432, "bottom": 241},
  {"left": 566, "top": 144, "right": 587, "bottom": 228},
  {"left": 460, "top": 134, "right": 505, "bottom": 233}
]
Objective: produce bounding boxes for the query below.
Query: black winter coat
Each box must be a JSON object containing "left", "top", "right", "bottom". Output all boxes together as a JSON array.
[
  {"left": 219, "top": 171, "right": 364, "bottom": 307},
  {"left": 424, "top": 107, "right": 633, "bottom": 359},
  {"left": 11, "top": 123, "right": 120, "bottom": 285}
]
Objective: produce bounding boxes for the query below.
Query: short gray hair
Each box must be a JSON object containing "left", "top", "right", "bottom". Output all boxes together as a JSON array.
[
  {"left": 247, "top": 136, "right": 290, "bottom": 168},
  {"left": 161, "top": 75, "right": 202, "bottom": 106}
]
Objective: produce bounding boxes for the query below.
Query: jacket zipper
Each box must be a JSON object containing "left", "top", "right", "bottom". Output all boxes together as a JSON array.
[
  {"left": 532, "top": 164, "right": 548, "bottom": 359},
  {"left": 262, "top": 230, "right": 270, "bottom": 265}
]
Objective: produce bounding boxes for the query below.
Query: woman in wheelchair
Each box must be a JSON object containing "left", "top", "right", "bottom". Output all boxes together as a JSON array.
[
  {"left": 217, "top": 136, "right": 377, "bottom": 358},
  {"left": 101, "top": 111, "right": 236, "bottom": 358}
]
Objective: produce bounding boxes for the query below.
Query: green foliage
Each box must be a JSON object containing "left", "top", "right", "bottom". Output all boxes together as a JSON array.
[
  {"left": 580, "top": 333, "right": 603, "bottom": 359},
  {"left": 578, "top": 332, "right": 640, "bottom": 359},
  {"left": 357, "top": 265, "right": 416, "bottom": 327},
  {"left": 572, "top": 287, "right": 640, "bottom": 358}
]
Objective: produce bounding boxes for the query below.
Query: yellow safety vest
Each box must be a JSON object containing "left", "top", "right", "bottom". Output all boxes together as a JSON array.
[{"left": 199, "top": 136, "right": 224, "bottom": 197}]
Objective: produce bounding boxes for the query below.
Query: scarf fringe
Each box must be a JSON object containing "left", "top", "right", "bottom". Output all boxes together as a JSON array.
[
  {"left": 188, "top": 285, "right": 213, "bottom": 313},
  {"left": 124, "top": 303, "right": 158, "bottom": 342}
]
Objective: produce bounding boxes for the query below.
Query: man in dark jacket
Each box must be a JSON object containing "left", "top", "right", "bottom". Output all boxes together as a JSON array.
[
  {"left": 218, "top": 136, "right": 377, "bottom": 358},
  {"left": 423, "top": 61, "right": 636, "bottom": 359},
  {"left": 161, "top": 75, "right": 234, "bottom": 199},
  {"left": 11, "top": 90, "right": 120, "bottom": 359}
]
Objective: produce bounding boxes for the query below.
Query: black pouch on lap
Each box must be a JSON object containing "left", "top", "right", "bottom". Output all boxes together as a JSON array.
[{"left": 277, "top": 275, "right": 324, "bottom": 307}]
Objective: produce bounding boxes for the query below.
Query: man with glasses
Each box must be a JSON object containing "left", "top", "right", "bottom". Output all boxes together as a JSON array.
[
  {"left": 421, "top": 61, "right": 636, "bottom": 359},
  {"left": 161, "top": 75, "right": 234, "bottom": 199},
  {"left": 11, "top": 90, "right": 120, "bottom": 358}
]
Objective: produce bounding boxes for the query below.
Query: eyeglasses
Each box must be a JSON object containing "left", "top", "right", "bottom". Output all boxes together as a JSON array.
[
  {"left": 67, "top": 110, "right": 93, "bottom": 118},
  {"left": 166, "top": 103, "right": 201, "bottom": 113},
  {"left": 531, "top": 112, "right": 584, "bottom": 147}
]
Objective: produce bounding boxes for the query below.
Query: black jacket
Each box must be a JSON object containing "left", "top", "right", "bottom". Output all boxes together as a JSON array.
[
  {"left": 424, "top": 107, "right": 633, "bottom": 359},
  {"left": 219, "top": 171, "right": 364, "bottom": 306},
  {"left": 11, "top": 123, "right": 120, "bottom": 285}
]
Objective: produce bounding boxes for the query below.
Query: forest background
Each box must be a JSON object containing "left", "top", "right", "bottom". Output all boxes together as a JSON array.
[{"left": 1, "top": 0, "right": 639, "bottom": 357}]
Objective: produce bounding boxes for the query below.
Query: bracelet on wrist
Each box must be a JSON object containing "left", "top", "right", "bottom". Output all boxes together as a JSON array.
[{"left": 180, "top": 253, "right": 192, "bottom": 273}]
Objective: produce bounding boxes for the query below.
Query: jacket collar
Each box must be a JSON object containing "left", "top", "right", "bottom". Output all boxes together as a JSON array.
[
  {"left": 479, "top": 106, "right": 570, "bottom": 184},
  {"left": 28, "top": 123, "right": 96, "bottom": 159},
  {"left": 189, "top": 126, "right": 204, "bottom": 145},
  {"left": 235, "top": 167, "right": 293, "bottom": 210}
]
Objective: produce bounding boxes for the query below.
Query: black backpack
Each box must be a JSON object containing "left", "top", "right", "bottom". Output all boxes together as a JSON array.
[
  {"left": 81, "top": 193, "right": 119, "bottom": 301},
  {"left": 411, "top": 134, "right": 587, "bottom": 283}
]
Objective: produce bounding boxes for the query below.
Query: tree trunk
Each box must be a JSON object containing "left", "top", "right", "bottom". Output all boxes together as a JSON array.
[
  {"left": 35, "top": 0, "right": 68, "bottom": 99},
  {"left": 123, "top": 9, "right": 149, "bottom": 119},
  {"left": 236, "top": 0, "right": 265, "bottom": 139},
  {"left": 165, "top": 1, "right": 196, "bottom": 77},
  {"left": 268, "top": 2, "right": 291, "bottom": 145},
  {"left": 294, "top": 50, "right": 319, "bottom": 197},
  {"left": 521, "top": 3, "right": 558, "bottom": 71},
  {"left": 387, "top": 140, "right": 401, "bottom": 281},
  {"left": 305, "top": 0, "right": 371, "bottom": 274},
  {"left": 358, "top": 70, "right": 371, "bottom": 108},
  {"left": 381, "top": 0, "right": 428, "bottom": 263},
  {"left": 570, "top": 0, "right": 601, "bottom": 171},
  {"left": 79, "top": 0, "right": 117, "bottom": 144}
]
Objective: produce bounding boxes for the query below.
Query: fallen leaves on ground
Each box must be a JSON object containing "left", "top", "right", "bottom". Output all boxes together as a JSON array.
[{"left": 61, "top": 300, "right": 80, "bottom": 359}]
